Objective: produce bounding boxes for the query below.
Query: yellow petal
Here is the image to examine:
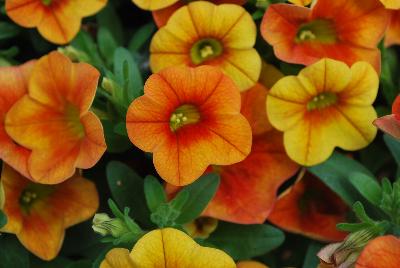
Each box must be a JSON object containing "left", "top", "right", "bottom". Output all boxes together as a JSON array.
[
  {"left": 130, "top": 228, "right": 236, "bottom": 268},
  {"left": 100, "top": 248, "right": 133, "bottom": 268},
  {"left": 73, "top": 0, "right": 107, "bottom": 17},
  {"left": 132, "top": 0, "right": 180, "bottom": 10},
  {"left": 288, "top": 0, "right": 312, "bottom": 6},
  {"left": 380, "top": 0, "right": 400, "bottom": 9}
]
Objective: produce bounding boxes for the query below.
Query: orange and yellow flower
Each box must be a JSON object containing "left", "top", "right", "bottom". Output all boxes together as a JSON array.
[
  {"left": 374, "top": 95, "right": 400, "bottom": 139},
  {"left": 4, "top": 51, "right": 106, "bottom": 184},
  {"left": 237, "top": 261, "right": 269, "bottom": 268},
  {"left": 202, "top": 83, "right": 299, "bottom": 224},
  {"left": 380, "top": 0, "right": 400, "bottom": 9},
  {"left": 0, "top": 163, "right": 99, "bottom": 260},
  {"left": 261, "top": 0, "right": 389, "bottom": 73},
  {"left": 268, "top": 172, "right": 348, "bottom": 242},
  {"left": 267, "top": 58, "right": 379, "bottom": 166},
  {"left": 126, "top": 65, "right": 252, "bottom": 186},
  {"left": 0, "top": 61, "right": 35, "bottom": 179},
  {"left": 385, "top": 11, "right": 400, "bottom": 46},
  {"left": 356, "top": 235, "right": 400, "bottom": 268},
  {"left": 5, "top": 0, "right": 107, "bottom": 44},
  {"left": 150, "top": 1, "right": 261, "bottom": 91},
  {"left": 152, "top": 0, "right": 246, "bottom": 27},
  {"left": 100, "top": 228, "right": 236, "bottom": 268}
]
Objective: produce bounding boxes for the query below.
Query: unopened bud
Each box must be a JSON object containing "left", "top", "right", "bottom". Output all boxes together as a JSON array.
[
  {"left": 57, "top": 46, "right": 89, "bottom": 63},
  {"left": 92, "top": 213, "right": 130, "bottom": 238}
]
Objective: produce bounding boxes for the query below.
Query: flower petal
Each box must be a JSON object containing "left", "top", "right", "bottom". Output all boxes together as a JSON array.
[
  {"left": 100, "top": 248, "right": 133, "bottom": 268},
  {"left": 356, "top": 235, "right": 400, "bottom": 268},
  {"left": 374, "top": 115, "right": 400, "bottom": 139},
  {"left": 132, "top": 0, "right": 180, "bottom": 10},
  {"left": 5, "top": 0, "right": 46, "bottom": 28}
]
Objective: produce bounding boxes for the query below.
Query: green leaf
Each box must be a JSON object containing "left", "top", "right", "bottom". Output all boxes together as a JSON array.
[
  {"left": 113, "top": 47, "right": 144, "bottom": 103},
  {"left": 30, "top": 256, "right": 73, "bottom": 268},
  {"left": 106, "top": 161, "right": 152, "bottom": 227},
  {"left": 309, "top": 152, "right": 373, "bottom": 206},
  {"left": 176, "top": 173, "right": 220, "bottom": 224},
  {"left": 206, "top": 222, "right": 285, "bottom": 260},
  {"left": 0, "top": 22, "right": 20, "bottom": 40},
  {"left": 0, "top": 210, "right": 7, "bottom": 228},
  {"left": 102, "top": 120, "right": 131, "bottom": 153},
  {"left": 384, "top": 134, "right": 400, "bottom": 166},
  {"left": 67, "top": 260, "right": 92, "bottom": 268},
  {"left": 302, "top": 242, "right": 324, "bottom": 268},
  {"left": 128, "top": 23, "right": 156, "bottom": 52},
  {"left": 353, "top": 202, "right": 374, "bottom": 224},
  {"left": 97, "top": 27, "right": 118, "bottom": 67},
  {"left": 0, "top": 234, "right": 29, "bottom": 268},
  {"left": 337, "top": 222, "right": 372, "bottom": 233},
  {"left": 348, "top": 172, "right": 382, "bottom": 206},
  {"left": 96, "top": 3, "right": 124, "bottom": 45},
  {"left": 144, "top": 175, "right": 167, "bottom": 213},
  {"left": 71, "top": 31, "right": 104, "bottom": 68}
]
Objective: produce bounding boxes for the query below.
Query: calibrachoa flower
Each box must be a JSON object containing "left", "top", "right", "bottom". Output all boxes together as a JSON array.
[
  {"left": 356, "top": 235, "right": 400, "bottom": 268},
  {"left": 0, "top": 164, "right": 99, "bottom": 260},
  {"left": 5, "top": 0, "right": 107, "bottom": 44},
  {"left": 100, "top": 228, "right": 236, "bottom": 267},
  {"left": 374, "top": 95, "right": 400, "bottom": 139},
  {"left": 261, "top": 0, "right": 389, "bottom": 72},
  {"left": 380, "top": 0, "right": 400, "bottom": 9},
  {"left": 5, "top": 51, "right": 106, "bottom": 184},
  {"left": 131, "top": 0, "right": 179, "bottom": 10},
  {"left": 385, "top": 11, "right": 400, "bottom": 47},
  {"left": 202, "top": 83, "right": 299, "bottom": 224},
  {"left": 152, "top": 0, "right": 246, "bottom": 27},
  {"left": 0, "top": 61, "right": 35, "bottom": 179},
  {"left": 126, "top": 65, "right": 252, "bottom": 186},
  {"left": 150, "top": 1, "right": 261, "bottom": 91},
  {"left": 268, "top": 172, "right": 348, "bottom": 242},
  {"left": 183, "top": 217, "right": 218, "bottom": 239},
  {"left": 288, "top": 0, "right": 312, "bottom": 6},
  {"left": 237, "top": 261, "right": 269, "bottom": 268},
  {"left": 267, "top": 58, "right": 379, "bottom": 166}
]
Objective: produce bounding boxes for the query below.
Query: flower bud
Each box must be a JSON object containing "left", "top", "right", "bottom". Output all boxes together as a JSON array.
[
  {"left": 92, "top": 213, "right": 130, "bottom": 238},
  {"left": 57, "top": 46, "right": 89, "bottom": 63}
]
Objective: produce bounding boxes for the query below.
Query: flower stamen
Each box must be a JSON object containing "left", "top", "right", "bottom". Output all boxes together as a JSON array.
[
  {"left": 170, "top": 104, "right": 201, "bottom": 131},
  {"left": 307, "top": 92, "right": 338, "bottom": 111}
]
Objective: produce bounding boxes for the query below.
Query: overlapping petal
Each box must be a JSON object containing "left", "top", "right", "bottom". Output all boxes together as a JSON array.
[{"left": 356, "top": 235, "right": 400, "bottom": 268}]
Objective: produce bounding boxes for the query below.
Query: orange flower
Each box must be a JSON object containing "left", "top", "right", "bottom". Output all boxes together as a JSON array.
[
  {"left": 261, "top": 0, "right": 389, "bottom": 72},
  {"left": 268, "top": 172, "right": 348, "bottom": 242},
  {"left": 0, "top": 164, "right": 99, "bottom": 260},
  {"left": 150, "top": 1, "right": 261, "bottom": 91},
  {"left": 152, "top": 0, "right": 246, "bottom": 27},
  {"left": 288, "top": 0, "right": 312, "bottom": 6},
  {"left": 237, "top": 261, "right": 269, "bottom": 268},
  {"left": 374, "top": 95, "right": 400, "bottom": 139},
  {"left": 184, "top": 217, "right": 218, "bottom": 239},
  {"left": 202, "top": 84, "right": 299, "bottom": 224},
  {"left": 385, "top": 11, "right": 400, "bottom": 46},
  {"left": 0, "top": 61, "right": 35, "bottom": 179},
  {"left": 5, "top": 51, "right": 106, "bottom": 184},
  {"left": 126, "top": 65, "right": 252, "bottom": 186},
  {"left": 5, "top": 0, "right": 107, "bottom": 44},
  {"left": 356, "top": 235, "right": 400, "bottom": 268}
]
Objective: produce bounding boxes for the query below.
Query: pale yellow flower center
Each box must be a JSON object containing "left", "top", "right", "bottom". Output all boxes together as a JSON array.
[
  {"left": 42, "top": 0, "right": 52, "bottom": 6},
  {"left": 190, "top": 38, "right": 223, "bottom": 65},
  {"left": 65, "top": 103, "right": 85, "bottom": 138},
  {"left": 296, "top": 19, "right": 337, "bottom": 44},
  {"left": 307, "top": 92, "right": 338, "bottom": 111},
  {"left": 19, "top": 184, "right": 54, "bottom": 212},
  {"left": 170, "top": 104, "right": 201, "bottom": 131}
]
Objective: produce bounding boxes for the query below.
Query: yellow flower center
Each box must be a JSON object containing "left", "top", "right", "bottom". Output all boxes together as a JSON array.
[
  {"left": 296, "top": 19, "right": 337, "bottom": 44},
  {"left": 65, "top": 103, "right": 85, "bottom": 138},
  {"left": 170, "top": 104, "right": 201, "bottom": 131},
  {"left": 19, "top": 184, "right": 54, "bottom": 213},
  {"left": 42, "top": 0, "right": 52, "bottom": 6},
  {"left": 307, "top": 92, "right": 338, "bottom": 111},
  {"left": 190, "top": 38, "right": 223, "bottom": 65}
]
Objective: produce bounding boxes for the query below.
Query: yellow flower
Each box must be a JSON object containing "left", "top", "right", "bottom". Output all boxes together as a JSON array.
[
  {"left": 100, "top": 228, "right": 235, "bottom": 268},
  {"left": 288, "top": 0, "right": 312, "bottom": 6},
  {"left": 267, "top": 58, "right": 378, "bottom": 166},
  {"left": 380, "top": 0, "right": 400, "bottom": 9},
  {"left": 150, "top": 1, "right": 261, "bottom": 91}
]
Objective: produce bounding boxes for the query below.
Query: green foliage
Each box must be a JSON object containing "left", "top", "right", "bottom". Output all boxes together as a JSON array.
[
  {"left": 0, "top": 235, "right": 29, "bottom": 268},
  {"left": 144, "top": 175, "right": 167, "bottom": 213},
  {"left": 0, "top": 210, "right": 7, "bottom": 228},
  {"left": 206, "top": 222, "right": 285, "bottom": 260}
]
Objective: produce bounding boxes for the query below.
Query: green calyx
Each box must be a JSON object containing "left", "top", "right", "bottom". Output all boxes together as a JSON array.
[
  {"left": 42, "top": 0, "right": 52, "bottom": 6},
  {"left": 296, "top": 19, "right": 337, "bottom": 44},
  {"left": 19, "top": 184, "right": 54, "bottom": 213},
  {"left": 190, "top": 38, "right": 223, "bottom": 65},
  {"left": 307, "top": 92, "right": 338, "bottom": 111},
  {"left": 170, "top": 104, "right": 201, "bottom": 132}
]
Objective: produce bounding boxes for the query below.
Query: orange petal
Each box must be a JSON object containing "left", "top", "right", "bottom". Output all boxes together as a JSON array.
[
  {"left": 268, "top": 172, "right": 348, "bottom": 242},
  {"left": 5, "top": 0, "right": 46, "bottom": 28},
  {"left": 385, "top": 11, "right": 400, "bottom": 46},
  {"left": 356, "top": 235, "right": 400, "bottom": 268},
  {"left": 259, "top": 61, "right": 284, "bottom": 89},
  {"left": 203, "top": 130, "right": 299, "bottom": 224},
  {"left": 132, "top": 0, "right": 180, "bottom": 10},
  {"left": 374, "top": 115, "right": 400, "bottom": 139},
  {"left": 0, "top": 61, "right": 35, "bottom": 179},
  {"left": 237, "top": 261, "right": 269, "bottom": 268}
]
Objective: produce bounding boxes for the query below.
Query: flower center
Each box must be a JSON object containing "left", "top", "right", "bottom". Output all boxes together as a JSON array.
[
  {"left": 190, "top": 38, "right": 223, "bottom": 65},
  {"left": 296, "top": 19, "right": 337, "bottom": 44},
  {"left": 42, "top": 0, "right": 52, "bottom": 6},
  {"left": 65, "top": 103, "right": 85, "bottom": 138},
  {"left": 307, "top": 92, "right": 338, "bottom": 111},
  {"left": 170, "top": 104, "right": 200, "bottom": 131},
  {"left": 19, "top": 184, "right": 54, "bottom": 213}
]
